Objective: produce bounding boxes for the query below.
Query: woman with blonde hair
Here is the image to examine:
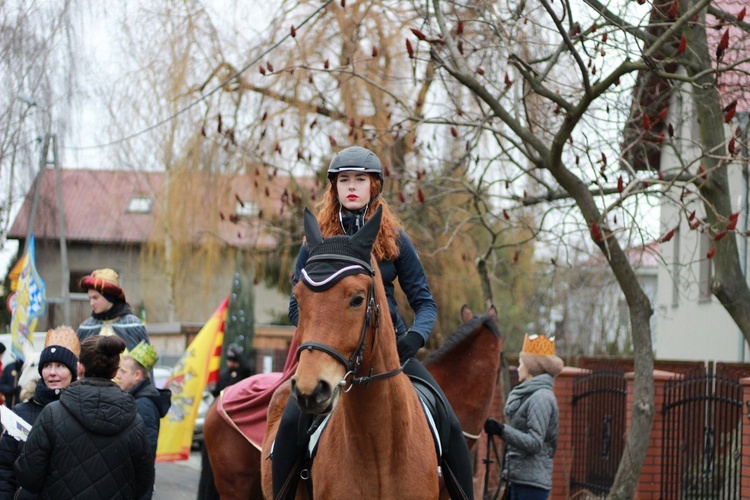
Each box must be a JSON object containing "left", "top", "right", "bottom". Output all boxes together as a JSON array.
[{"left": 15, "top": 335, "right": 152, "bottom": 499}]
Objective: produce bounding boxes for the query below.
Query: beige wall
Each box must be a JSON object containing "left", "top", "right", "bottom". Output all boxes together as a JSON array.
[{"left": 29, "top": 240, "right": 289, "bottom": 334}]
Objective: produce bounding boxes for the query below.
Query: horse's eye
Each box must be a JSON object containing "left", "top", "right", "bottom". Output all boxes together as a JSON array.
[{"left": 350, "top": 295, "right": 365, "bottom": 308}]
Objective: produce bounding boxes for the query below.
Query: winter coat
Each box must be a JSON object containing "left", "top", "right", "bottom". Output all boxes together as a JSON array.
[
  {"left": 128, "top": 378, "right": 171, "bottom": 500},
  {"left": 289, "top": 228, "right": 437, "bottom": 341},
  {"left": 77, "top": 314, "right": 149, "bottom": 352},
  {"left": 501, "top": 373, "right": 559, "bottom": 491},
  {"left": 212, "top": 363, "right": 252, "bottom": 397},
  {"left": 14, "top": 378, "right": 153, "bottom": 499},
  {"left": 0, "top": 382, "right": 63, "bottom": 499}
]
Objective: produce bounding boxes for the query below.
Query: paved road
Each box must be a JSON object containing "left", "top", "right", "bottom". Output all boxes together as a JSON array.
[{"left": 154, "top": 450, "right": 202, "bottom": 499}]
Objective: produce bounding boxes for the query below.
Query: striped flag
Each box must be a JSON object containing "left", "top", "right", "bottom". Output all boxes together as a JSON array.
[
  {"left": 9, "top": 235, "right": 47, "bottom": 360},
  {"left": 156, "top": 297, "right": 228, "bottom": 461}
]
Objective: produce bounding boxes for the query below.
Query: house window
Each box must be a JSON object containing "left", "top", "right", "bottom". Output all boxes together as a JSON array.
[
  {"left": 127, "top": 197, "right": 153, "bottom": 214},
  {"left": 236, "top": 199, "right": 258, "bottom": 217},
  {"left": 698, "top": 228, "right": 712, "bottom": 302},
  {"left": 70, "top": 270, "right": 93, "bottom": 293}
]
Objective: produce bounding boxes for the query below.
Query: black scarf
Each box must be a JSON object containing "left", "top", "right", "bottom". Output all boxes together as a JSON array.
[{"left": 92, "top": 301, "right": 132, "bottom": 321}]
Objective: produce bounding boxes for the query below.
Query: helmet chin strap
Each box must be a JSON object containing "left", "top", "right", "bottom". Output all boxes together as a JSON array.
[{"left": 339, "top": 203, "right": 370, "bottom": 235}]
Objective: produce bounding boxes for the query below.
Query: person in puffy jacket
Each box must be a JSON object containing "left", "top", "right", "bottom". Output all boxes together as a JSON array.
[
  {"left": 488, "top": 334, "right": 563, "bottom": 500},
  {"left": 0, "top": 327, "right": 80, "bottom": 499},
  {"left": 14, "top": 335, "right": 153, "bottom": 499}
]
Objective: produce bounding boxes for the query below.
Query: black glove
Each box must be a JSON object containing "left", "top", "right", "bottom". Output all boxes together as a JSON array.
[
  {"left": 484, "top": 417, "right": 504, "bottom": 437},
  {"left": 396, "top": 330, "right": 424, "bottom": 363}
]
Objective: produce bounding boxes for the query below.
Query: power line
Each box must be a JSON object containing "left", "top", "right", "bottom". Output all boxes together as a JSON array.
[
  {"left": 0, "top": 137, "right": 41, "bottom": 161},
  {"left": 66, "top": 0, "right": 334, "bottom": 151}
]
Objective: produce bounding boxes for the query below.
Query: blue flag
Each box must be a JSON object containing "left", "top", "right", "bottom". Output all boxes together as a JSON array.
[{"left": 9, "top": 234, "right": 47, "bottom": 360}]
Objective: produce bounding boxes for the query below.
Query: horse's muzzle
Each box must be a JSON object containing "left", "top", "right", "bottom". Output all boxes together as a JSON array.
[{"left": 290, "top": 377, "right": 338, "bottom": 415}]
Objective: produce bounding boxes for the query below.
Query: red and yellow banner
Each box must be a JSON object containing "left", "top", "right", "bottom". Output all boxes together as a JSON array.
[{"left": 156, "top": 297, "right": 228, "bottom": 462}]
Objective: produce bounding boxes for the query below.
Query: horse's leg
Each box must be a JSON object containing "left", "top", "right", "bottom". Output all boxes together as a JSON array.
[
  {"left": 203, "top": 401, "right": 263, "bottom": 500},
  {"left": 198, "top": 444, "right": 219, "bottom": 500}
]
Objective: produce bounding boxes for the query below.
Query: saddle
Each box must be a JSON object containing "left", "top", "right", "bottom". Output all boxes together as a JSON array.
[{"left": 304, "top": 373, "right": 450, "bottom": 465}]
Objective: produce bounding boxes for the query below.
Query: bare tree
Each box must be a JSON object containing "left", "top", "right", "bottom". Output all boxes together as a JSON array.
[
  {"left": 415, "top": 0, "right": 748, "bottom": 496},
  {"left": 0, "top": 0, "right": 77, "bottom": 244}
]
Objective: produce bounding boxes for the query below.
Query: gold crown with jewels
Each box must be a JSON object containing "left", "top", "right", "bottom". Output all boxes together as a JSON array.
[{"left": 521, "top": 334, "right": 556, "bottom": 356}]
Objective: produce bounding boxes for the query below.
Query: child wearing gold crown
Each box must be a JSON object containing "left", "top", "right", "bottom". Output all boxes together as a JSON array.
[
  {"left": 117, "top": 341, "right": 171, "bottom": 499},
  {"left": 485, "top": 334, "right": 563, "bottom": 500}
]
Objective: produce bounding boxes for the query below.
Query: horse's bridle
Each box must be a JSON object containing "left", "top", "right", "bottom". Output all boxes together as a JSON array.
[{"left": 296, "top": 275, "right": 403, "bottom": 391}]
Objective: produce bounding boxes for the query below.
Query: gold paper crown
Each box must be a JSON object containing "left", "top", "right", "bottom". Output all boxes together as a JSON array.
[
  {"left": 45, "top": 326, "right": 80, "bottom": 357},
  {"left": 521, "top": 334, "right": 556, "bottom": 356},
  {"left": 130, "top": 341, "right": 158, "bottom": 370}
]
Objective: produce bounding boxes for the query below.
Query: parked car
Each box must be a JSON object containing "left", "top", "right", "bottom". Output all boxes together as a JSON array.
[
  {"left": 152, "top": 366, "right": 214, "bottom": 449},
  {"left": 192, "top": 390, "right": 215, "bottom": 449}
]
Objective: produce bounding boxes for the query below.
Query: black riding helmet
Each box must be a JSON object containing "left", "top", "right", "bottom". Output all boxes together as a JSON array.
[
  {"left": 327, "top": 146, "right": 384, "bottom": 183},
  {"left": 329, "top": 146, "right": 385, "bottom": 232}
]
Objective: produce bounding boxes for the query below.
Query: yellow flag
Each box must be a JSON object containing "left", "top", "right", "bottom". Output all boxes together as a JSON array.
[
  {"left": 156, "top": 297, "right": 228, "bottom": 461},
  {"left": 10, "top": 235, "right": 47, "bottom": 360}
]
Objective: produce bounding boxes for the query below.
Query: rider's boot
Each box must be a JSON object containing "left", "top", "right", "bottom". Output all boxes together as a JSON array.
[
  {"left": 272, "top": 397, "right": 311, "bottom": 500},
  {"left": 403, "top": 359, "right": 474, "bottom": 500}
]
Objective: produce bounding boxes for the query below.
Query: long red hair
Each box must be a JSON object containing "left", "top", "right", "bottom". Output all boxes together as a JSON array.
[{"left": 313, "top": 174, "right": 401, "bottom": 262}]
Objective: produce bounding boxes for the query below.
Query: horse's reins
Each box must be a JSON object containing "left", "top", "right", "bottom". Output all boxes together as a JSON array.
[{"left": 296, "top": 257, "right": 403, "bottom": 391}]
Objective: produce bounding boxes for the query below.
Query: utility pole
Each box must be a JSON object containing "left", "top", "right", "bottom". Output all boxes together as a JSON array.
[
  {"left": 24, "top": 134, "right": 51, "bottom": 254},
  {"left": 52, "top": 135, "right": 70, "bottom": 325}
]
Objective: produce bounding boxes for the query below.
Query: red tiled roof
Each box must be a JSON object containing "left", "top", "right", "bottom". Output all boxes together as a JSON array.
[{"left": 8, "top": 168, "right": 320, "bottom": 247}]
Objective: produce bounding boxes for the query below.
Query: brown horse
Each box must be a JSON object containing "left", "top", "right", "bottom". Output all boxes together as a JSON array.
[
  {"left": 202, "top": 305, "right": 503, "bottom": 499},
  {"left": 259, "top": 207, "right": 438, "bottom": 498},
  {"left": 424, "top": 304, "right": 502, "bottom": 449}
]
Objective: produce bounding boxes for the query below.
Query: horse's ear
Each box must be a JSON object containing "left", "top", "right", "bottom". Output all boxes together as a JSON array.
[
  {"left": 351, "top": 206, "right": 382, "bottom": 255},
  {"left": 460, "top": 304, "right": 474, "bottom": 323},
  {"left": 487, "top": 305, "right": 498, "bottom": 321},
  {"left": 303, "top": 207, "right": 323, "bottom": 250}
]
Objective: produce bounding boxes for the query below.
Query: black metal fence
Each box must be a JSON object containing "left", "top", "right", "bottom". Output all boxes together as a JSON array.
[
  {"left": 570, "top": 370, "right": 627, "bottom": 497},
  {"left": 661, "top": 364, "right": 744, "bottom": 499}
]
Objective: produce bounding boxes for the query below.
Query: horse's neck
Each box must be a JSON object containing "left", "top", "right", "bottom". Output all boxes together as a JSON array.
[
  {"left": 340, "top": 336, "right": 410, "bottom": 426},
  {"left": 449, "top": 329, "right": 501, "bottom": 370},
  {"left": 338, "top": 373, "right": 416, "bottom": 431}
]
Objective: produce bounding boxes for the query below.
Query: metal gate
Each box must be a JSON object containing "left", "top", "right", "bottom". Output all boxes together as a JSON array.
[
  {"left": 661, "top": 365, "right": 743, "bottom": 499},
  {"left": 570, "top": 370, "right": 627, "bottom": 497}
]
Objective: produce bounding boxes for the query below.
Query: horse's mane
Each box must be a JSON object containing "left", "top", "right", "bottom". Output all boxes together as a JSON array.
[{"left": 423, "top": 314, "right": 501, "bottom": 364}]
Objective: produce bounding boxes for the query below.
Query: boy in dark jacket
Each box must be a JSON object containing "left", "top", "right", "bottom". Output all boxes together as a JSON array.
[{"left": 117, "top": 341, "right": 171, "bottom": 500}]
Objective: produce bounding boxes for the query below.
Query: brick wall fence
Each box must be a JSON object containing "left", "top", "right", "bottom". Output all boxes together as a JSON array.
[{"left": 472, "top": 367, "right": 750, "bottom": 499}]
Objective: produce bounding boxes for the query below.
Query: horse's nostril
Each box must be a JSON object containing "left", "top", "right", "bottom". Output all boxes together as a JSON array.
[{"left": 316, "top": 380, "right": 332, "bottom": 404}]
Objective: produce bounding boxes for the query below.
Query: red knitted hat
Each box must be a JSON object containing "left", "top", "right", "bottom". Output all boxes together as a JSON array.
[{"left": 80, "top": 268, "right": 126, "bottom": 301}]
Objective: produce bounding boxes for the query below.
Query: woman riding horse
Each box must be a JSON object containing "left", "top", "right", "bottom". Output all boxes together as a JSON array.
[{"left": 273, "top": 145, "right": 473, "bottom": 499}]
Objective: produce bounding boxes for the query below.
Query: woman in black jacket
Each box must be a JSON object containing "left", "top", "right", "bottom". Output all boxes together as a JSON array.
[
  {"left": 14, "top": 335, "right": 153, "bottom": 499},
  {"left": 0, "top": 327, "right": 80, "bottom": 498}
]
